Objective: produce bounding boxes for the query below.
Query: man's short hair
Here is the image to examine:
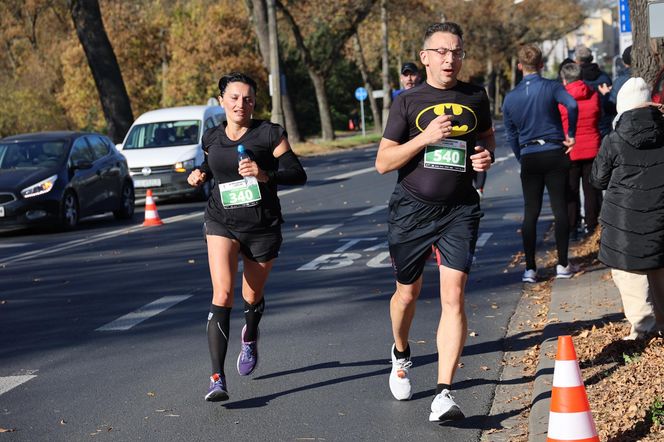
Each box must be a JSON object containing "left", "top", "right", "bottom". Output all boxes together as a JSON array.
[
  {"left": 622, "top": 45, "right": 632, "bottom": 66},
  {"left": 423, "top": 22, "right": 463, "bottom": 48},
  {"left": 560, "top": 62, "right": 582, "bottom": 83},
  {"left": 517, "top": 44, "right": 542, "bottom": 71},
  {"left": 575, "top": 45, "right": 593, "bottom": 63}
]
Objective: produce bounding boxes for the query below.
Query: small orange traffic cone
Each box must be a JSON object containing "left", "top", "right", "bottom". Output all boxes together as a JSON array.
[
  {"left": 546, "top": 335, "right": 599, "bottom": 442},
  {"left": 142, "top": 189, "right": 163, "bottom": 227}
]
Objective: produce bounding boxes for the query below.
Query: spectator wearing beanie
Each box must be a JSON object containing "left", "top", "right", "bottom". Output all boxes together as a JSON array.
[
  {"left": 591, "top": 77, "right": 664, "bottom": 340},
  {"left": 608, "top": 45, "right": 632, "bottom": 106},
  {"left": 558, "top": 62, "right": 602, "bottom": 238},
  {"left": 576, "top": 45, "right": 615, "bottom": 137}
]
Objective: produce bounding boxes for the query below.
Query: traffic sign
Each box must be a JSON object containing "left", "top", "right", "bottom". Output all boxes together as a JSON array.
[
  {"left": 355, "top": 87, "right": 368, "bottom": 101},
  {"left": 619, "top": 0, "right": 631, "bottom": 33}
]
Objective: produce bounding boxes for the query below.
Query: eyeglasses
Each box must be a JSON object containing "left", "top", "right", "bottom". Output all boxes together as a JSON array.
[{"left": 424, "top": 48, "right": 466, "bottom": 60}]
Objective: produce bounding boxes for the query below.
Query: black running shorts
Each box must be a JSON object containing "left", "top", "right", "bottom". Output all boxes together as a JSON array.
[
  {"left": 204, "top": 219, "right": 282, "bottom": 262},
  {"left": 387, "top": 184, "right": 481, "bottom": 284}
]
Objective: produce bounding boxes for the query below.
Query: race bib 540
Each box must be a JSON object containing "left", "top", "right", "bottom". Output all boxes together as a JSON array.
[{"left": 424, "top": 139, "right": 467, "bottom": 172}]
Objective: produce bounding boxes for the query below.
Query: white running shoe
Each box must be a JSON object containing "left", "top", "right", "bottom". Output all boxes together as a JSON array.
[
  {"left": 522, "top": 269, "right": 537, "bottom": 283},
  {"left": 389, "top": 344, "right": 413, "bottom": 401},
  {"left": 556, "top": 263, "right": 577, "bottom": 279},
  {"left": 429, "top": 389, "right": 465, "bottom": 422}
]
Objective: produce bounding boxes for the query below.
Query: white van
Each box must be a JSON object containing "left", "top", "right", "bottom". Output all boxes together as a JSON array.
[{"left": 118, "top": 105, "right": 225, "bottom": 199}]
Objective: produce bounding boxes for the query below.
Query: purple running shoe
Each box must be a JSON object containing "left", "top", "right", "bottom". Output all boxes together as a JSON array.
[
  {"left": 236, "top": 325, "right": 259, "bottom": 376},
  {"left": 204, "top": 373, "right": 228, "bottom": 402}
]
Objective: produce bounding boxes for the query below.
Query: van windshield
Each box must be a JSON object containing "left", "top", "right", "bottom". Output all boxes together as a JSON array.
[{"left": 123, "top": 120, "right": 201, "bottom": 149}]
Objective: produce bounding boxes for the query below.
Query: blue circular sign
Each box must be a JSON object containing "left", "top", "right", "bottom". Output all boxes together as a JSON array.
[{"left": 355, "top": 87, "right": 368, "bottom": 101}]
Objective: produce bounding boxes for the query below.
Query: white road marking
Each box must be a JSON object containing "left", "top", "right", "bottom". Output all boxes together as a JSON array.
[
  {"left": 0, "top": 212, "right": 204, "bottom": 267},
  {"left": 278, "top": 188, "right": 302, "bottom": 196},
  {"left": 0, "top": 375, "right": 37, "bottom": 396},
  {"left": 326, "top": 166, "right": 376, "bottom": 180},
  {"left": 296, "top": 224, "right": 343, "bottom": 239},
  {"left": 0, "top": 243, "right": 31, "bottom": 249},
  {"left": 494, "top": 153, "right": 515, "bottom": 164},
  {"left": 353, "top": 205, "right": 386, "bottom": 216},
  {"left": 476, "top": 232, "right": 493, "bottom": 248},
  {"left": 96, "top": 295, "right": 192, "bottom": 331}
]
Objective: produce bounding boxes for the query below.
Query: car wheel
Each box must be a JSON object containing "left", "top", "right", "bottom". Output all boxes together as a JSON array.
[
  {"left": 114, "top": 182, "right": 135, "bottom": 219},
  {"left": 60, "top": 191, "right": 79, "bottom": 230}
]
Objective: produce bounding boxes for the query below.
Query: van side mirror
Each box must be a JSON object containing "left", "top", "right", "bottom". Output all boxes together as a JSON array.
[{"left": 116, "top": 143, "right": 123, "bottom": 151}]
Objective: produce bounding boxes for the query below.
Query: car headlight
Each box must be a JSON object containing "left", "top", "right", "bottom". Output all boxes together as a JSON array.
[
  {"left": 21, "top": 174, "right": 58, "bottom": 198},
  {"left": 174, "top": 159, "right": 195, "bottom": 173}
]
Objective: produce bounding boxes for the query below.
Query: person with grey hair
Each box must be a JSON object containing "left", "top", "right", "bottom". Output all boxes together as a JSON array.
[
  {"left": 559, "top": 62, "right": 602, "bottom": 239},
  {"left": 591, "top": 77, "right": 664, "bottom": 340},
  {"left": 575, "top": 45, "right": 614, "bottom": 137}
]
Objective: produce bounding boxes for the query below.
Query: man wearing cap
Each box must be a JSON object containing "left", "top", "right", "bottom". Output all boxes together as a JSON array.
[
  {"left": 392, "top": 62, "right": 422, "bottom": 99},
  {"left": 591, "top": 77, "right": 664, "bottom": 340}
]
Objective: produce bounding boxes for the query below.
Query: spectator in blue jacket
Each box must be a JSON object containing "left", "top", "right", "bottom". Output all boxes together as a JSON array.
[
  {"left": 503, "top": 43, "right": 578, "bottom": 283},
  {"left": 601, "top": 45, "right": 632, "bottom": 107}
]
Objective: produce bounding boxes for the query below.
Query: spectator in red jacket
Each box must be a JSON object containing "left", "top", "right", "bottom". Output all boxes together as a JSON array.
[{"left": 559, "top": 62, "right": 602, "bottom": 239}]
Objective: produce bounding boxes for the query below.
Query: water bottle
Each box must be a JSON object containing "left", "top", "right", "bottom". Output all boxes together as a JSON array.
[{"left": 237, "top": 144, "right": 258, "bottom": 186}]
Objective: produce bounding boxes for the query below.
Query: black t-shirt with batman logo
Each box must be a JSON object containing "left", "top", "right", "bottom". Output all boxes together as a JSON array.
[{"left": 383, "top": 81, "right": 492, "bottom": 204}]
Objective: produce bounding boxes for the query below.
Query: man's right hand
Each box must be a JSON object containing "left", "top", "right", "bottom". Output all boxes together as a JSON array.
[
  {"left": 563, "top": 136, "right": 576, "bottom": 154},
  {"left": 187, "top": 169, "right": 206, "bottom": 187},
  {"left": 420, "top": 114, "right": 454, "bottom": 145}
]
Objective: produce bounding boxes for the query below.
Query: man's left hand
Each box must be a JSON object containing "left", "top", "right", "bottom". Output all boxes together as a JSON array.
[{"left": 470, "top": 146, "right": 493, "bottom": 172}]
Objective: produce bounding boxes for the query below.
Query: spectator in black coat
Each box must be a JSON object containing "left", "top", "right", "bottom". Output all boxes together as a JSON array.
[{"left": 591, "top": 77, "right": 664, "bottom": 340}]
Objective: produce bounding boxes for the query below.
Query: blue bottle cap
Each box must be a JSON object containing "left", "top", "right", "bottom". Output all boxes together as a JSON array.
[{"left": 237, "top": 144, "right": 245, "bottom": 153}]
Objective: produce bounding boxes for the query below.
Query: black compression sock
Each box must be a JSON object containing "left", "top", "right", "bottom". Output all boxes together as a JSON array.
[
  {"left": 243, "top": 298, "right": 264, "bottom": 342},
  {"left": 393, "top": 344, "right": 411, "bottom": 360},
  {"left": 207, "top": 304, "right": 231, "bottom": 376},
  {"left": 436, "top": 383, "right": 452, "bottom": 395}
]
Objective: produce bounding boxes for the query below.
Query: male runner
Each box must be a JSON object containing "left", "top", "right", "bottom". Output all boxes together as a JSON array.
[{"left": 375, "top": 21, "right": 494, "bottom": 422}]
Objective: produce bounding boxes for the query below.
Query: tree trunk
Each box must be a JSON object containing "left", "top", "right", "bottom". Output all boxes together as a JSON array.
[
  {"left": 246, "top": 0, "right": 301, "bottom": 141},
  {"left": 309, "top": 71, "right": 335, "bottom": 140},
  {"left": 353, "top": 33, "right": 381, "bottom": 133},
  {"left": 629, "top": 0, "right": 664, "bottom": 84},
  {"left": 380, "top": 0, "right": 391, "bottom": 130},
  {"left": 68, "top": 0, "right": 133, "bottom": 143}
]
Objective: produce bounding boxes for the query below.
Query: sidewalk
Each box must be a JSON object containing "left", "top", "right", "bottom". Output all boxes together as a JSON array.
[
  {"left": 484, "top": 262, "right": 623, "bottom": 441},
  {"left": 528, "top": 265, "right": 622, "bottom": 441}
]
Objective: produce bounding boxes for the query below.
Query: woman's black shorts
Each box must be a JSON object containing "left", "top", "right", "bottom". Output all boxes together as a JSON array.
[
  {"left": 387, "top": 184, "right": 482, "bottom": 284},
  {"left": 204, "top": 218, "right": 282, "bottom": 263}
]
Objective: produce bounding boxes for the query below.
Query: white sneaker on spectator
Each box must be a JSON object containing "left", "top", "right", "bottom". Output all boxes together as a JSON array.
[
  {"left": 556, "top": 264, "right": 577, "bottom": 279},
  {"left": 429, "top": 389, "right": 464, "bottom": 422},
  {"left": 522, "top": 269, "right": 537, "bottom": 283}
]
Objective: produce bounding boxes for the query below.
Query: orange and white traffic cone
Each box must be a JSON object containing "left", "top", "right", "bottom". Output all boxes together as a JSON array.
[
  {"left": 546, "top": 335, "right": 599, "bottom": 442},
  {"left": 142, "top": 189, "right": 163, "bottom": 227}
]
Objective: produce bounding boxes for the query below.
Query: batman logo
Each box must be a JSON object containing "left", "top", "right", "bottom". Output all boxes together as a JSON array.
[{"left": 415, "top": 103, "right": 478, "bottom": 137}]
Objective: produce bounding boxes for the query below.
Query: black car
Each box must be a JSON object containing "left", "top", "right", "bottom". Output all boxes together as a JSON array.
[{"left": 0, "top": 131, "right": 135, "bottom": 230}]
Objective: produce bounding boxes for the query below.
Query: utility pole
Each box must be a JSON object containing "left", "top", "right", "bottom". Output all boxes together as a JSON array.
[{"left": 267, "top": 0, "right": 284, "bottom": 126}]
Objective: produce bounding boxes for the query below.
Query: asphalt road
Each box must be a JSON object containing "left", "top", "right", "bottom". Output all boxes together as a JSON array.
[{"left": 1, "top": 127, "right": 535, "bottom": 441}]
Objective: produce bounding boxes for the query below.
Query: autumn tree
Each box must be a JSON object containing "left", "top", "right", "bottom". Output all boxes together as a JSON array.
[
  {"left": 68, "top": 0, "right": 134, "bottom": 143},
  {"left": 629, "top": 0, "right": 664, "bottom": 84},
  {"left": 277, "top": 0, "right": 377, "bottom": 140},
  {"left": 244, "top": 0, "right": 302, "bottom": 141}
]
